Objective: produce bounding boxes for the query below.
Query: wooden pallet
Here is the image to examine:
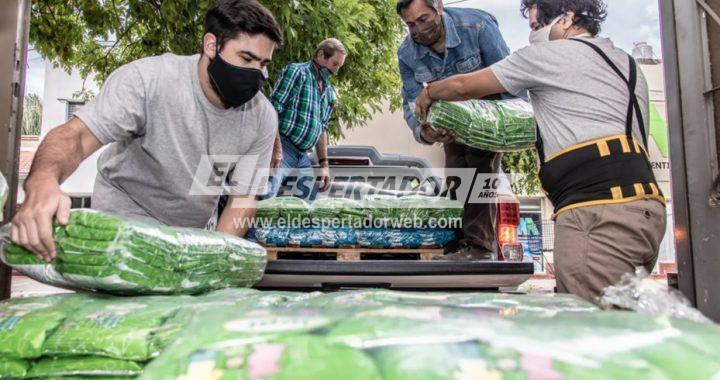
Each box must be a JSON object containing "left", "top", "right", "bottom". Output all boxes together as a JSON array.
[{"left": 264, "top": 246, "right": 444, "bottom": 261}]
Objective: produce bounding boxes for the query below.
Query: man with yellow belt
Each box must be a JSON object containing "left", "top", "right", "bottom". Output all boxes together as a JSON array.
[{"left": 414, "top": 0, "right": 666, "bottom": 303}]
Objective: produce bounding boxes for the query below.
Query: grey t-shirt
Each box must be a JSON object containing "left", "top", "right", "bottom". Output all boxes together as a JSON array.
[
  {"left": 76, "top": 53, "right": 277, "bottom": 228},
  {"left": 491, "top": 37, "right": 649, "bottom": 159}
]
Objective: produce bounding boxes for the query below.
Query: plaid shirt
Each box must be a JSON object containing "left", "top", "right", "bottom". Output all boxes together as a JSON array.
[{"left": 270, "top": 62, "right": 335, "bottom": 151}]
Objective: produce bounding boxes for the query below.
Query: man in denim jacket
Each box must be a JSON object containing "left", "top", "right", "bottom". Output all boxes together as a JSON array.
[{"left": 397, "top": 0, "right": 511, "bottom": 259}]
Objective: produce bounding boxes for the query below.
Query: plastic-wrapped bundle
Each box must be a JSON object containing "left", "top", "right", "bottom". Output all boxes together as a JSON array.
[
  {"left": 364, "top": 195, "right": 462, "bottom": 228},
  {"left": 0, "top": 294, "right": 81, "bottom": 359},
  {"left": 0, "top": 289, "right": 312, "bottom": 379},
  {"left": 288, "top": 228, "right": 357, "bottom": 247},
  {"left": 255, "top": 196, "right": 312, "bottom": 225},
  {"left": 426, "top": 98, "right": 536, "bottom": 152},
  {"left": 140, "top": 307, "right": 379, "bottom": 380},
  {"left": 256, "top": 227, "right": 357, "bottom": 247},
  {"left": 0, "top": 359, "right": 29, "bottom": 379},
  {"left": 41, "top": 296, "right": 191, "bottom": 361},
  {"left": 254, "top": 227, "right": 290, "bottom": 246},
  {"left": 0, "top": 210, "right": 267, "bottom": 295},
  {"left": 141, "top": 296, "right": 720, "bottom": 380},
  {"left": 356, "top": 229, "right": 456, "bottom": 248},
  {"left": 311, "top": 197, "right": 366, "bottom": 226}
]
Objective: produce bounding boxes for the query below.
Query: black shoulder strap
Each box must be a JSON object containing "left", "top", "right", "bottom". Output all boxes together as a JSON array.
[
  {"left": 535, "top": 123, "right": 545, "bottom": 163},
  {"left": 570, "top": 38, "right": 648, "bottom": 149}
]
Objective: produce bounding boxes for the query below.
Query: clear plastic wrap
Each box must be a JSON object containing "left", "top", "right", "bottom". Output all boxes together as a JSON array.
[
  {"left": 141, "top": 290, "right": 720, "bottom": 380},
  {"left": 599, "top": 267, "right": 711, "bottom": 324},
  {"left": 356, "top": 229, "right": 457, "bottom": 249},
  {"left": 0, "top": 209, "right": 267, "bottom": 295},
  {"left": 425, "top": 98, "right": 536, "bottom": 152}
]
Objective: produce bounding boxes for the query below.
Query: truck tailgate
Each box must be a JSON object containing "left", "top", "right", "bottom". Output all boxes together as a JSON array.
[{"left": 256, "top": 261, "right": 533, "bottom": 291}]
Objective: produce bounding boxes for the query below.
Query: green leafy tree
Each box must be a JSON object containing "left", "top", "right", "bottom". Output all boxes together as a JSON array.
[
  {"left": 29, "top": 0, "right": 540, "bottom": 192},
  {"left": 29, "top": 0, "right": 404, "bottom": 140},
  {"left": 503, "top": 149, "right": 540, "bottom": 195},
  {"left": 22, "top": 93, "right": 42, "bottom": 136}
]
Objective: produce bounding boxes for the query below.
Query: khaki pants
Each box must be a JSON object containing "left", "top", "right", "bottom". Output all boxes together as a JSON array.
[{"left": 553, "top": 199, "right": 667, "bottom": 304}]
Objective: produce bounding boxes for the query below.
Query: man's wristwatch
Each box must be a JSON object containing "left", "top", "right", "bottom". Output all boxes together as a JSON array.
[{"left": 318, "top": 158, "right": 329, "bottom": 167}]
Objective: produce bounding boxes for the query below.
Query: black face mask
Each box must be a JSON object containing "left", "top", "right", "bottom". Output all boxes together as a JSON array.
[
  {"left": 410, "top": 14, "right": 443, "bottom": 47},
  {"left": 207, "top": 49, "right": 266, "bottom": 108}
]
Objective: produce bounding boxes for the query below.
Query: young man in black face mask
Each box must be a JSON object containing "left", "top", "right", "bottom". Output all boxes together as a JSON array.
[
  {"left": 397, "top": 0, "right": 512, "bottom": 260},
  {"left": 264, "top": 38, "right": 347, "bottom": 198},
  {"left": 12, "top": 0, "right": 282, "bottom": 261}
]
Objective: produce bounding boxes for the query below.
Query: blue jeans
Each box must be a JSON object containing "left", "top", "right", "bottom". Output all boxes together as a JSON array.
[{"left": 264, "top": 135, "right": 315, "bottom": 199}]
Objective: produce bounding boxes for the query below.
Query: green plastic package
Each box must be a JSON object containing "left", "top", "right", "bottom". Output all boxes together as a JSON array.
[
  {"left": 371, "top": 342, "right": 525, "bottom": 380},
  {"left": 41, "top": 295, "right": 190, "bottom": 361},
  {"left": 0, "top": 294, "right": 78, "bottom": 359},
  {"left": 1, "top": 210, "right": 267, "bottom": 295},
  {"left": 311, "top": 197, "right": 366, "bottom": 226},
  {"left": 0, "top": 359, "right": 29, "bottom": 379},
  {"left": 363, "top": 195, "right": 462, "bottom": 228},
  {"left": 27, "top": 356, "right": 143, "bottom": 378},
  {"left": 322, "top": 305, "right": 720, "bottom": 379},
  {"left": 171, "top": 335, "right": 380, "bottom": 380},
  {"left": 255, "top": 197, "right": 312, "bottom": 225},
  {"left": 426, "top": 98, "right": 536, "bottom": 152},
  {"left": 140, "top": 305, "right": 377, "bottom": 380}
]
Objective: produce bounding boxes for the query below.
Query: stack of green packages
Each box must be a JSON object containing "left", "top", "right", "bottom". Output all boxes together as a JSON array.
[
  {"left": 311, "top": 197, "right": 366, "bottom": 226},
  {"left": 364, "top": 195, "right": 462, "bottom": 227},
  {"left": 426, "top": 98, "right": 536, "bottom": 152},
  {"left": 0, "top": 289, "right": 307, "bottom": 379},
  {"left": 0, "top": 294, "right": 75, "bottom": 379},
  {"left": 140, "top": 290, "right": 720, "bottom": 380},
  {"left": 0, "top": 209, "right": 267, "bottom": 295},
  {"left": 255, "top": 196, "right": 312, "bottom": 225},
  {"left": 0, "top": 293, "right": 148, "bottom": 379}
]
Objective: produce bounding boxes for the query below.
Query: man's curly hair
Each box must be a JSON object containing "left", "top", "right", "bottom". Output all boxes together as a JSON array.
[{"left": 521, "top": 0, "right": 608, "bottom": 36}]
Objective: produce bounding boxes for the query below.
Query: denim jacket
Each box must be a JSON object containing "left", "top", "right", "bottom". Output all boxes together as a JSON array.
[{"left": 398, "top": 8, "right": 511, "bottom": 143}]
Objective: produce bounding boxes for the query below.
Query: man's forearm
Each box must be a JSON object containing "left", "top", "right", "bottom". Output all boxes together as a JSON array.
[
  {"left": 25, "top": 121, "right": 96, "bottom": 190},
  {"left": 426, "top": 68, "right": 505, "bottom": 102},
  {"left": 316, "top": 132, "right": 328, "bottom": 162},
  {"left": 217, "top": 196, "right": 258, "bottom": 237}
]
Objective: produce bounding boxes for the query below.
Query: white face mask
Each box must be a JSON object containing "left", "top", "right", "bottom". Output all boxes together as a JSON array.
[{"left": 529, "top": 15, "right": 563, "bottom": 45}]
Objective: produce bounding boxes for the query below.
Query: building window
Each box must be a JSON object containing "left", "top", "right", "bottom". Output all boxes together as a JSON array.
[{"left": 66, "top": 101, "right": 85, "bottom": 121}]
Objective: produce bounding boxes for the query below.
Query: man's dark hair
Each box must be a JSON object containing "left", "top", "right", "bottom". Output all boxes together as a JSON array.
[
  {"left": 204, "top": 0, "right": 283, "bottom": 51},
  {"left": 521, "top": 0, "right": 607, "bottom": 36},
  {"left": 396, "top": 0, "right": 440, "bottom": 15}
]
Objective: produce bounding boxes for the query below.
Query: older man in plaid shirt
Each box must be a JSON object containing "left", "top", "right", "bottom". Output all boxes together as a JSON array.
[{"left": 265, "top": 38, "right": 347, "bottom": 198}]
